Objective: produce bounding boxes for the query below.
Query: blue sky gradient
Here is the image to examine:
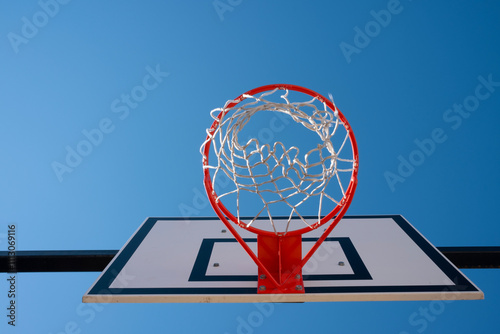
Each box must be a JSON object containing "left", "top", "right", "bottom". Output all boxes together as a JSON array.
[{"left": 1, "top": 1, "right": 499, "bottom": 333}]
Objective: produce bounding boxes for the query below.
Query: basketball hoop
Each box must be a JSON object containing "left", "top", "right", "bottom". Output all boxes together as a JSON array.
[{"left": 201, "top": 84, "right": 358, "bottom": 293}]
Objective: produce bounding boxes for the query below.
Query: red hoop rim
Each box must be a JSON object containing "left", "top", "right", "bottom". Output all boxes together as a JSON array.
[{"left": 202, "top": 84, "right": 359, "bottom": 237}]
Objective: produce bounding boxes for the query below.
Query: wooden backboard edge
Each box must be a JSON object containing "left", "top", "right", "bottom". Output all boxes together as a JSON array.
[{"left": 82, "top": 290, "right": 483, "bottom": 303}]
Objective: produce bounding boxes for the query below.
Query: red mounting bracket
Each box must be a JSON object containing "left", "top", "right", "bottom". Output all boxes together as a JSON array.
[{"left": 256, "top": 234, "right": 305, "bottom": 294}]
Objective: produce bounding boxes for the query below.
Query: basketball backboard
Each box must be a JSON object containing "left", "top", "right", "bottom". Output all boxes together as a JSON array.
[{"left": 83, "top": 215, "right": 483, "bottom": 303}]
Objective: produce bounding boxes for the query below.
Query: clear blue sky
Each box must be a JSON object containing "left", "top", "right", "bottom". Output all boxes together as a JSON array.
[{"left": 1, "top": 0, "right": 499, "bottom": 333}]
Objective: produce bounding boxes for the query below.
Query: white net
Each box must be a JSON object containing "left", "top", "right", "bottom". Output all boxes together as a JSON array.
[{"left": 201, "top": 87, "right": 357, "bottom": 234}]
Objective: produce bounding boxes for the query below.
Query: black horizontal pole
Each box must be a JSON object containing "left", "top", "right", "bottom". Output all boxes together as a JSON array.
[
  {"left": 437, "top": 247, "right": 500, "bottom": 269},
  {"left": 0, "top": 247, "right": 499, "bottom": 273},
  {"left": 0, "top": 250, "right": 118, "bottom": 273}
]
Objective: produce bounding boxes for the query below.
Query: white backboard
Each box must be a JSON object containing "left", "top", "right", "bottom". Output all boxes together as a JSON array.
[{"left": 83, "top": 215, "right": 483, "bottom": 303}]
